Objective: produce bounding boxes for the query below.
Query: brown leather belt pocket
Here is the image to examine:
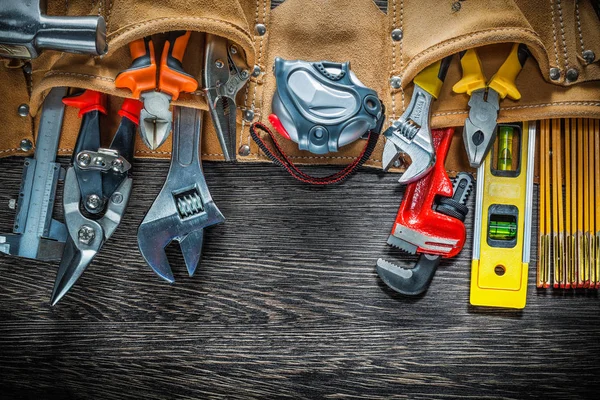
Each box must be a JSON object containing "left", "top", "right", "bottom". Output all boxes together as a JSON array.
[{"left": 1, "top": 0, "right": 599, "bottom": 169}]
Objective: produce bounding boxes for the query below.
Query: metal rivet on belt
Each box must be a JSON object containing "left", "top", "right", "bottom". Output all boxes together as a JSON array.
[
  {"left": 239, "top": 144, "right": 251, "bottom": 157},
  {"left": 390, "top": 76, "right": 401, "bottom": 89},
  {"left": 255, "top": 24, "right": 266, "bottom": 36},
  {"left": 19, "top": 139, "right": 32, "bottom": 151},
  {"left": 583, "top": 50, "right": 595, "bottom": 65},
  {"left": 566, "top": 68, "right": 579, "bottom": 82},
  {"left": 391, "top": 29, "right": 403, "bottom": 41},
  {"left": 243, "top": 109, "right": 255, "bottom": 122},
  {"left": 252, "top": 65, "right": 261, "bottom": 77},
  {"left": 17, "top": 104, "right": 29, "bottom": 117},
  {"left": 549, "top": 68, "right": 560, "bottom": 81}
]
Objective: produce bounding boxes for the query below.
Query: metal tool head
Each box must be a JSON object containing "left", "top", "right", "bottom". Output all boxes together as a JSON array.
[
  {"left": 204, "top": 34, "right": 250, "bottom": 161},
  {"left": 137, "top": 106, "right": 225, "bottom": 282},
  {"left": 51, "top": 167, "right": 132, "bottom": 305},
  {"left": 139, "top": 91, "right": 173, "bottom": 150},
  {"left": 382, "top": 85, "right": 435, "bottom": 184},
  {"left": 463, "top": 88, "right": 500, "bottom": 168},
  {"left": 376, "top": 254, "right": 441, "bottom": 296}
]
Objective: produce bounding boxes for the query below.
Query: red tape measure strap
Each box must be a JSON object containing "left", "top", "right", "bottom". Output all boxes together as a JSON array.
[{"left": 250, "top": 122, "right": 380, "bottom": 185}]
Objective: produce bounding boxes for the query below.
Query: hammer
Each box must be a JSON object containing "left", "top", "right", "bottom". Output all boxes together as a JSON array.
[{"left": 0, "top": 0, "right": 107, "bottom": 59}]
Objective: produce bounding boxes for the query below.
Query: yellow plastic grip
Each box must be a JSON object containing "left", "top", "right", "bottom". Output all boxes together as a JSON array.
[
  {"left": 413, "top": 60, "right": 445, "bottom": 99},
  {"left": 488, "top": 43, "right": 526, "bottom": 100},
  {"left": 452, "top": 49, "right": 486, "bottom": 95}
]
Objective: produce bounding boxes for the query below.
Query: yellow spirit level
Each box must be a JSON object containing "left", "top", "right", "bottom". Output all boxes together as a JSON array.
[{"left": 470, "top": 121, "right": 535, "bottom": 308}]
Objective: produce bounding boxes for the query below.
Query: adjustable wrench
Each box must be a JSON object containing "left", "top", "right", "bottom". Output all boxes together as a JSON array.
[
  {"left": 137, "top": 106, "right": 225, "bottom": 282},
  {"left": 382, "top": 56, "right": 452, "bottom": 184},
  {"left": 0, "top": 87, "right": 68, "bottom": 261}
]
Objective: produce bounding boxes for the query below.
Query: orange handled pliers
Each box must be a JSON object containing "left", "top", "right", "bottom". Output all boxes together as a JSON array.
[{"left": 115, "top": 31, "right": 198, "bottom": 150}]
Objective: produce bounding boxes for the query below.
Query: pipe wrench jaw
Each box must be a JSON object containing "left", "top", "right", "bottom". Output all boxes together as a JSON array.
[{"left": 376, "top": 254, "right": 441, "bottom": 297}]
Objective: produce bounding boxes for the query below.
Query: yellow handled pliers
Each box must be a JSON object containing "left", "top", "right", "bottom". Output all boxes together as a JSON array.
[{"left": 453, "top": 43, "right": 529, "bottom": 167}]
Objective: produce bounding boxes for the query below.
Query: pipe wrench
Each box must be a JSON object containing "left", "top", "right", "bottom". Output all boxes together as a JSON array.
[
  {"left": 51, "top": 90, "right": 141, "bottom": 305},
  {"left": 377, "top": 128, "right": 473, "bottom": 295},
  {"left": 0, "top": 87, "right": 68, "bottom": 261},
  {"left": 382, "top": 56, "right": 452, "bottom": 184},
  {"left": 204, "top": 33, "right": 250, "bottom": 161},
  {"left": 137, "top": 107, "right": 225, "bottom": 283},
  {"left": 115, "top": 31, "right": 198, "bottom": 150},
  {"left": 453, "top": 44, "right": 528, "bottom": 167}
]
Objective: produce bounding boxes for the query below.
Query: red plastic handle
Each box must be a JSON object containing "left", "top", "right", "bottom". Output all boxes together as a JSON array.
[
  {"left": 118, "top": 98, "right": 143, "bottom": 126},
  {"left": 62, "top": 90, "right": 107, "bottom": 117}
]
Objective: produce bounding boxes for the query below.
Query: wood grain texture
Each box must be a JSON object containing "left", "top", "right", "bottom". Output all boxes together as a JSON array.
[{"left": 0, "top": 156, "right": 599, "bottom": 399}]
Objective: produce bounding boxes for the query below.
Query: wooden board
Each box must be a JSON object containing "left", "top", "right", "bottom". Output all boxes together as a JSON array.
[{"left": 0, "top": 157, "right": 599, "bottom": 399}]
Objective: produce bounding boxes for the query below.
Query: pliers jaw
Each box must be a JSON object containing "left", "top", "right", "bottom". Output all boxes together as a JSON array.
[
  {"left": 463, "top": 88, "right": 500, "bottom": 168},
  {"left": 204, "top": 33, "right": 250, "bottom": 161},
  {"left": 139, "top": 91, "right": 173, "bottom": 150}
]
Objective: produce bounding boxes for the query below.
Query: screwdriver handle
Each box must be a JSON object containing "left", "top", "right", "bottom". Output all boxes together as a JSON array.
[
  {"left": 158, "top": 31, "right": 198, "bottom": 100},
  {"left": 115, "top": 37, "right": 157, "bottom": 98},
  {"left": 452, "top": 49, "right": 486, "bottom": 95},
  {"left": 488, "top": 43, "right": 529, "bottom": 100},
  {"left": 62, "top": 89, "right": 107, "bottom": 117}
]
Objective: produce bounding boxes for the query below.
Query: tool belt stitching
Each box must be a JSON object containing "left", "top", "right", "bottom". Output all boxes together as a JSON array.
[
  {"left": 392, "top": 28, "right": 545, "bottom": 83},
  {"left": 430, "top": 102, "right": 600, "bottom": 119},
  {"left": 0, "top": 148, "right": 21, "bottom": 154},
  {"left": 251, "top": 0, "right": 269, "bottom": 161},
  {"left": 107, "top": 17, "right": 254, "bottom": 46}
]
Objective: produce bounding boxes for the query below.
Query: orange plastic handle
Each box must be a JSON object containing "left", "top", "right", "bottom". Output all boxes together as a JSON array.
[
  {"left": 158, "top": 31, "right": 198, "bottom": 100},
  {"left": 115, "top": 37, "right": 157, "bottom": 98}
]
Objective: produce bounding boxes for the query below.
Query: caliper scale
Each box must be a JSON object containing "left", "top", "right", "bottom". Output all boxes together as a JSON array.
[{"left": 0, "top": 87, "right": 68, "bottom": 261}]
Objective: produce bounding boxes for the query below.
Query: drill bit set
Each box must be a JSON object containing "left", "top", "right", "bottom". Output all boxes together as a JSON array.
[{"left": 538, "top": 118, "right": 599, "bottom": 289}]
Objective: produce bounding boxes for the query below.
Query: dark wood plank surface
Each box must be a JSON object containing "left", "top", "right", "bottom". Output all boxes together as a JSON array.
[{"left": 0, "top": 156, "right": 599, "bottom": 399}]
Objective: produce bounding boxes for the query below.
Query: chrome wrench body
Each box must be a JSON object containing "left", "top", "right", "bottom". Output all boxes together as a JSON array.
[{"left": 137, "top": 106, "right": 225, "bottom": 282}]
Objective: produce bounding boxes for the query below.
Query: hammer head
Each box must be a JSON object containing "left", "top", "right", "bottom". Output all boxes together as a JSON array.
[{"left": 0, "top": 0, "right": 107, "bottom": 59}]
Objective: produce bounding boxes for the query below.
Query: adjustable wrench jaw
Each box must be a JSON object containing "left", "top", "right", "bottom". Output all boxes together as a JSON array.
[
  {"left": 137, "top": 106, "right": 225, "bottom": 283},
  {"left": 382, "top": 85, "right": 435, "bottom": 184},
  {"left": 463, "top": 88, "right": 500, "bottom": 168}
]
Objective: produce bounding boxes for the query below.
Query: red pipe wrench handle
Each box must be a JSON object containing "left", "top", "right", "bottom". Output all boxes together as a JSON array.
[{"left": 392, "top": 128, "right": 466, "bottom": 258}]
